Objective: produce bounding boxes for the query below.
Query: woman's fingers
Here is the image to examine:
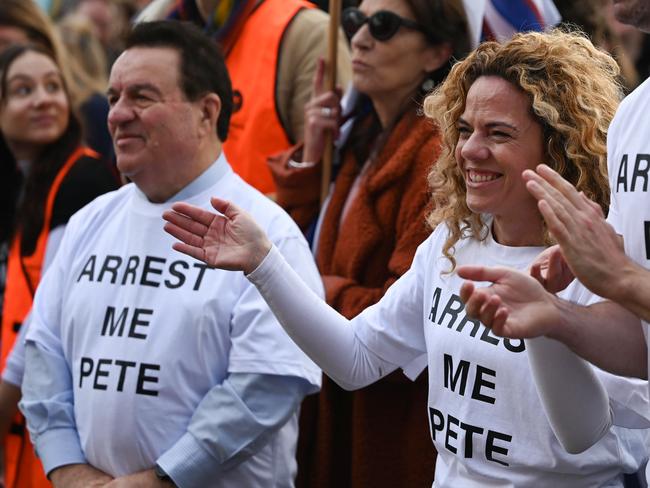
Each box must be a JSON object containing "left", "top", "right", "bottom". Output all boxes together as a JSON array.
[
  {"left": 169, "top": 202, "right": 215, "bottom": 227},
  {"left": 163, "top": 221, "right": 204, "bottom": 248},
  {"left": 172, "top": 242, "right": 206, "bottom": 263},
  {"left": 162, "top": 210, "right": 209, "bottom": 237},
  {"left": 311, "top": 57, "right": 326, "bottom": 98}
]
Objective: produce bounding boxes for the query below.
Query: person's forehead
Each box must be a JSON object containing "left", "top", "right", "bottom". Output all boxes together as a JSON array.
[
  {"left": 109, "top": 46, "right": 181, "bottom": 91},
  {"left": 8, "top": 51, "right": 61, "bottom": 79}
]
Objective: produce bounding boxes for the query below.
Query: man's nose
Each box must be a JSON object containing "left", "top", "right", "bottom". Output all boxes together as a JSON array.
[{"left": 107, "top": 97, "right": 134, "bottom": 128}]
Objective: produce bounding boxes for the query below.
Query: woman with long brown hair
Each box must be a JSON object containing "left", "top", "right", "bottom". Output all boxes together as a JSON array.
[{"left": 0, "top": 44, "right": 117, "bottom": 488}]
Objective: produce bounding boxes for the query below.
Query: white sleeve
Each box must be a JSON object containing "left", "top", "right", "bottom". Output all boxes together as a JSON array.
[
  {"left": 246, "top": 245, "right": 399, "bottom": 390},
  {"left": 525, "top": 335, "right": 612, "bottom": 454}
]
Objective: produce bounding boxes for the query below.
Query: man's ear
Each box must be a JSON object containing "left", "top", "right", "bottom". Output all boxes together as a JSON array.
[{"left": 199, "top": 93, "right": 221, "bottom": 136}]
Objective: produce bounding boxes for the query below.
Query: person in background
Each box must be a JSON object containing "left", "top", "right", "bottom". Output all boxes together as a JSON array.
[
  {"left": 0, "top": 0, "right": 114, "bottom": 163},
  {"left": 164, "top": 28, "right": 650, "bottom": 487},
  {"left": 267, "top": 1, "right": 470, "bottom": 486},
  {"left": 137, "top": 0, "right": 351, "bottom": 196},
  {"left": 0, "top": 44, "right": 118, "bottom": 488},
  {"left": 73, "top": 0, "right": 132, "bottom": 66},
  {"left": 20, "top": 20, "right": 322, "bottom": 488},
  {"left": 58, "top": 12, "right": 114, "bottom": 161},
  {"left": 554, "top": 0, "right": 642, "bottom": 91}
]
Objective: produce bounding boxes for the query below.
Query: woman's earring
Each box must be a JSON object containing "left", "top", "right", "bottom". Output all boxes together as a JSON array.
[{"left": 421, "top": 78, "right": 435, "bottom": 93}]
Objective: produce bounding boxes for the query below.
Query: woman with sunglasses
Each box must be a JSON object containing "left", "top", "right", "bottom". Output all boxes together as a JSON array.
[
  {"left": 165, "top": 29, "right": 650, "bottom": 487},
  {"left": 267, "top": 1, "right": 470, "bottom": 486}
]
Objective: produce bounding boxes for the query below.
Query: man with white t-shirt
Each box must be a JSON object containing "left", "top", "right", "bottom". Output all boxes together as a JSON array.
[
  {"left": 19, "top": 20, "right": 322, "bottom": 488},
  {"left": 457, "top": 0, "right": 650, "bottom": 424}
]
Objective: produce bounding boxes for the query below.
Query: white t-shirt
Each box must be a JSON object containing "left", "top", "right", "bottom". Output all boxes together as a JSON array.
[
  {"left": 25, "top": 158, "right": 322, "bottom": 486},
  {"left": 607, "top": 77, "right": 650, "bottom": 374},
  {"left": 351, "top": 224, "right": 649, "bottom": 487}
]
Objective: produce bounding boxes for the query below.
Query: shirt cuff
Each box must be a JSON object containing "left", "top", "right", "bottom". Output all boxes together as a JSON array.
[
  {"left": 157, "top": 432, "right": 221, "bottom": 488},
  {"left": 36, "top": 427, "right": 86, "bottom": 475},
  {"left": 2, "top": 365, "right": 22, "bottom": 387}
]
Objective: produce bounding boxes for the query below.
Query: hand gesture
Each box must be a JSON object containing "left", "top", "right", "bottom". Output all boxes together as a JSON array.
[
  {"left": 523, "top": 164, "right": 628, "bottom": 299},
  {"left": 302, "top": 57, "right": 343, "bottom": 164},
  {"left": 163, "top": 197, "right": 272, "bottom": 274},
  {"left": 457, "top": 265, "right": 561, "bottom": 339},
  {"left": 528, "top": 245, "right": 574, "bottom": 294}
]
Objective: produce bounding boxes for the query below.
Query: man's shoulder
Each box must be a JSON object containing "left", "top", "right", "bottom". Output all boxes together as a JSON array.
[
  {"left": 218, "top": 172, "right": 304, "bottom": 240},
  {"left": 66, "top": 184, "right": 133, "bottom": 231}
]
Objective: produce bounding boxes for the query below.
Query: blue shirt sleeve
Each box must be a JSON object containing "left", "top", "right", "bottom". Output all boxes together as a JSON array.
[
  {"left": 20, "top": 340, "right": 86, "bottom": 474},
  {"left": 157, "top": 372, "right": 312, "bottom": 487},
  {"left": 21, "top": 337, "right": 312, "bottom": 486}
]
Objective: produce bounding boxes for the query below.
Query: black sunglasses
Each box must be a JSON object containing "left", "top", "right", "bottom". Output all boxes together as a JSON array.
[{"left": 341, "top": 7, "right": 426, "bottom": 42}]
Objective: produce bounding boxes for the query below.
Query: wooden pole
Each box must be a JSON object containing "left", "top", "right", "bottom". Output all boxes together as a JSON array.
[{"left": 320, "top": 0, "right": 342, "bottom": 206}]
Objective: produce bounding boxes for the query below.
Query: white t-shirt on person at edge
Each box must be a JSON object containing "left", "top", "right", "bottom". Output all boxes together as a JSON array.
[{"left": 350, "top": 223, "right": 649, "bottom": 487}]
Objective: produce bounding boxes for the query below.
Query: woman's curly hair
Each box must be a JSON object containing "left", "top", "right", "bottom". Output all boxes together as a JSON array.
[{"left": 423, "top": 29, "right": 623, "bottom": 270}]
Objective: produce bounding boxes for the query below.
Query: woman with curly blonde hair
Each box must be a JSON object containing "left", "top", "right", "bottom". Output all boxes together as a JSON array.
[
  {"left": 163, "top": 29, "right": 650, "bottom": 486},
  {"left": 425, "top": 29, "right": 618, "bottom": 271}
]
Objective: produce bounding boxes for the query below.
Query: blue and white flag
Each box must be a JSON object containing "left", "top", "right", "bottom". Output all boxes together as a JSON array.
[{"left": 462, "top": 0, "right": 561, "bottom": 48}]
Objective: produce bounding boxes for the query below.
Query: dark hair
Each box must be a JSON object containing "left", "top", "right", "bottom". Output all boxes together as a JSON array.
[
  {"left": 406, "top": 0, "right": 471, "bottom": 85},
  {"left": 344, "top": 0, "right": 471, "bottom": 168},
  {"left": 125, "top": 20, "right": 233, "bottom": 141},
  {"left": 0, "top": 44, "right": 82, "bottom": 255},
  {"left": 0, "top": 0, "right": 57, "bottom": 54}
]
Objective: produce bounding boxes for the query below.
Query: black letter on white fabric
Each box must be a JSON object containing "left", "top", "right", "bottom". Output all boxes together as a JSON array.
[
  {"left": 616, "top": 154, "right": 628, "bottom": 193},
  {"left": 443, "top": 353, "right": 469, "bottom": 395},
  {"left": 77, "top": 256, "right": 96, "bottom": 282}
]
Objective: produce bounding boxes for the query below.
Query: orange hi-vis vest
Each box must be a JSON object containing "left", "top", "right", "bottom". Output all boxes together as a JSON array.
[
  {"left": 223, "top": 0, "right": 314, "bottom": 196},
  {"left": 0, "top": 147, "right": 96, "bottom": 488}
]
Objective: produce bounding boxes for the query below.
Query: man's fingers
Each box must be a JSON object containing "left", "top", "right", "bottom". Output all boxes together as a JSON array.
[
  {"left": 170, "top": 202, "right": 215, "bottom": 227},
  {"left": 536, "top": 164, "right": 586, "bottom": 208},
  {"left": 537, "top": 199, "right": 571, "bottom": 244}
]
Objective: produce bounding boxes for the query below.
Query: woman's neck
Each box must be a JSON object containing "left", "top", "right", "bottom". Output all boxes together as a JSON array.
[
  {"left": 8, "top": 140, "right": 41, "bottom": 163},
  {"left": 491, "top": 214, "right": 545, "bottom": 247}
]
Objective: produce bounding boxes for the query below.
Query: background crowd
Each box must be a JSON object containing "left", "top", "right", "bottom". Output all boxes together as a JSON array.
[{"left": 1, "top": 0, "right": 650, "bottom": 488}]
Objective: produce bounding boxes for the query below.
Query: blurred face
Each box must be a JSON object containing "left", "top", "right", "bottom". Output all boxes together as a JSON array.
[
  {"left": 0, "top": 51, "right": 69, "bottom": 159},
  {"left": 455, "top": 76, "right": 544, "bottom": 242},
  {"left": 107, "top": 47, "right": 206, "bottom": 202},
  {"left": 612, "top": 0, "right": 650, "bottom": 32},
  {"left": 0, "top": 26, "right": 29, "bottom": 53},
  {"left": 77, "top": 0, "right": 113, "bottom": 44},
  {"left": 349, "top": 0, "right": 444, "bottom": 102}
]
